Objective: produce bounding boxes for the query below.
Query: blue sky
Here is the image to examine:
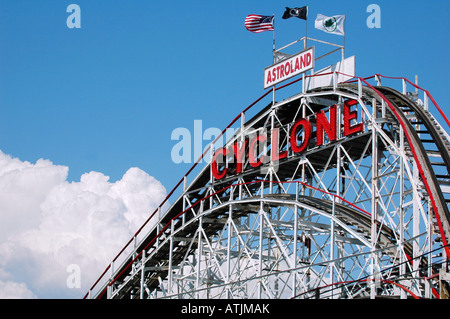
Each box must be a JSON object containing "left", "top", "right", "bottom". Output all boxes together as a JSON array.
[
  {"left": 0, "top": 0, "right": 448, "bottom": 190},
  {"left": 0, "top": 1, "right": 449, "bottom": 298}
]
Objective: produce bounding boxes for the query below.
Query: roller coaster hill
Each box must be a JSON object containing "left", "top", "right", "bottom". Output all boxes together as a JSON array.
[{"left": 85, "top": 37, "right": 450, "bottom": 299}]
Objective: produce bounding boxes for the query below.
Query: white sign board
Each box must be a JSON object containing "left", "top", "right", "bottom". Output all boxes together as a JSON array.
[
  {"left": 264, "top": 47, "right": 314, "bottom": 89},
  {"left": 305, "top": 55, "right": 356, "bottom": 90}
]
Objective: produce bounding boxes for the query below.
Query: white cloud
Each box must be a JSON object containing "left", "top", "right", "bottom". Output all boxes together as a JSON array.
[
  {"left": 0, "top": 280, "right": 37, "bottom": 299},
  {"left": 0, "top": 150, "right": 167, "bottom": 298},
  {"left": 0, "top": 154, "right": 68, "bottom": 242}
]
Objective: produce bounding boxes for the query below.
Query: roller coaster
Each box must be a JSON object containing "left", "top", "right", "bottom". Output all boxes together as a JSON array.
[{"left": 84, "top": 41, "right": 450, "bottom": 299}]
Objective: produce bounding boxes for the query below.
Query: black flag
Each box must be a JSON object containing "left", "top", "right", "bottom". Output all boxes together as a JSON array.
[{"left": 282, "top": 6, "right": 308, "bottom": 20}]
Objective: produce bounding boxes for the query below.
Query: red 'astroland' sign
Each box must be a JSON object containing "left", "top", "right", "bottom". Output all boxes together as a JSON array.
[{"left": 264, "top": 47, "right": 314, "bottom": 89}]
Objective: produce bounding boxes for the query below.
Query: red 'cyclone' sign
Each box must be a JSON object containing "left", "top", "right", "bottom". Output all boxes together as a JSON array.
[{"left": 211, "top": 99, "right": 364, "bottom": 180}]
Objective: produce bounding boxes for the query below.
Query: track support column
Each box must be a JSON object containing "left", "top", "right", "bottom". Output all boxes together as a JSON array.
[{"left": 370, "top": 99, "right": 380, "bottom": 299}]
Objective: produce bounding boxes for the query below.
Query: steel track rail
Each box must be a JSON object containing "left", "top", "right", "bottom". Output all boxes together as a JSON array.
[{"left": 350, "top": 83, "right": 450, "bottom": 257}]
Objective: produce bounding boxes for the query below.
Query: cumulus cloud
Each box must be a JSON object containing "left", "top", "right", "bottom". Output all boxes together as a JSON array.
[
  {"left": 0, "top": 280, "right": 37, "bottom": 299},
  {"left": 0, "top": 150, "right": 167, "bottom": 298}
]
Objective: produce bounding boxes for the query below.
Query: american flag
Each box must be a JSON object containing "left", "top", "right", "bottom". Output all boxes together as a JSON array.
[{"left": 244, "top": 14, "right": 274, "bottom": 33}]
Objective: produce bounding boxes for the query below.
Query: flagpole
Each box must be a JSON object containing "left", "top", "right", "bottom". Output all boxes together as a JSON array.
[
  {"left": 303, "top": 7, "right": 308, "bottom": 94},
  {"left": 272, "top": 14, "right": 276, "bottom": 62},
  {"left": 304, "top": 6, "right": 308, "bottom": 49},
  {"left": 272, "top": 14, "right": 276, "bottom": 104},
  {"left": 343, "top": 15, "right": 346, "bottom": 61}
]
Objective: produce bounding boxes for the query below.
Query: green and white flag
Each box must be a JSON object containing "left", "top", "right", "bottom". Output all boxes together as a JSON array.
[{"left": 315, "top": 14, "right": 345, "bottom": 36}]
